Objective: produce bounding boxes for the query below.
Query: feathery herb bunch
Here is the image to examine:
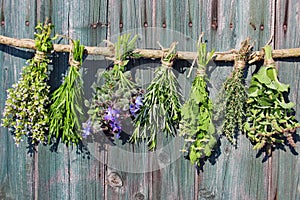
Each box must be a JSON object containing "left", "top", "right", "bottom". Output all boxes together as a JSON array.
[
  {"left": 2, "top": 21, "right": 56, "bottom": 145},
  {"left": 218, "top": 39, "right": 251, "bottom": 144},
  {"left": 130, "top": 42, "right": 182, "bottom": 150},
  {"left": 48, "top": 40, "right": 85, "bottom": 146}
]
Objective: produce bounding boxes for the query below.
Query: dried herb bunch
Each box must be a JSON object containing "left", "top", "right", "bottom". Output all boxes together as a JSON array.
[
  {"left": 2, "top": 21, "right": 55, "bottom": 145},
  {"left": 219, "top": 39, "right": 251, "bottom": 144},
  {"left": 130, "top": 42, "right": 182, "bottom": 150},
  {"left": 180, "top": 40, "right": 216, "bottom": 166},
  {"left": 48, "top": 40, "right": 85, "bottom": 146},
  {"left": 85, "top": 34, "right": 141, "bottom": 139},
  {"left": 244, "top": 45, "right": 300, "bottom": 154}
]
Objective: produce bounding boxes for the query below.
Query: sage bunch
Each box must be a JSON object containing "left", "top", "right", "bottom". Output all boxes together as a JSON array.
[
  {"left": 244, "top": 45, "right": 300, "bottom": 154},
  {"left": 48, "top": 40, "right": 85, "bottom": 146},
  {"left": 220, "top": 39, "right": 251, "bottom": 144},
  {"left": 180, "top": 41, "right": 216, "bottom": 166},
  {"left": 2, "top": 21, "right": 55, "bottom": 145},
  {"left": 85, "top": 34, "right": 141, "bottom": 139},
  {"left": 130, "top": 42, "right": 182, "bottom": 150}
]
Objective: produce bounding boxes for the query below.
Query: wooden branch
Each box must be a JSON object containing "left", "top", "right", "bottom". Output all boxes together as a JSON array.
[{"left": 0, "top": 35, "right": 300, "bottom": 63}]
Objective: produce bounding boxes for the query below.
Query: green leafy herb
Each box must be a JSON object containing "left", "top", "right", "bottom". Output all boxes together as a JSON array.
[
  {"left": 216, "top": 39, "right": 250, "bottom": 144},
  {"left": 130, "top": 42, "right": 182, "bottom": 150},
  {"left": 85, "top": 34, "right": 141, "bottom": 139},
  {"left": 244, "top": 45, "right": 300, "bottom": 154},
  {"left": 180, "top": 41, "right": 216, "bottom": 166},
  {"left": 2, "top": 21, "right": 55, "bottom": 145},
  {"left": 48, "top": 40, "right": 85, "bottom": 146}
]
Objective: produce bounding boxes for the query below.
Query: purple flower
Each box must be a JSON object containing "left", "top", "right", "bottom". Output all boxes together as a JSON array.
[
  {"left": 103, "top": 106, "right": 122, "bottom": 138},
  {"left": 130, "top": 96, "right": 143, "bottom": 117},
  {"left": 82, "top": 120, "right": 92, "bottom": 138}
]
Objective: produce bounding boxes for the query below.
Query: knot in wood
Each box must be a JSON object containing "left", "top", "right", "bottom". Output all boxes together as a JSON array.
[
  {"left": 34, "top": 51, "right": 46, "bottom": 62},
  {"left": 107, "top": 172, "right": 123, "bottom": 188}
]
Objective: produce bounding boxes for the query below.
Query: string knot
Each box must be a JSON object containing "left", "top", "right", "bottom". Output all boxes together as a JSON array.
[
  {"left": 264, "top": 58, "right": 275, "bottom": 66},
  {"left": 161, "top": 59, "right": 174, "bottom": 68},
  {"left": 234, "top": 60, "right": 246, "bottom": 70},
  {"left": 70, "top": 58, "right": 81, "bottom": 69},
  {"left": 34, "top": 51, "right": 46, "bottom": 62},
  {"left": 196, "top": 68, "right": 206, "bottom": 77}
]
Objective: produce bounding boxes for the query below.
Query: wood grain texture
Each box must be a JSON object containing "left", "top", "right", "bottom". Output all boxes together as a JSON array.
[{"left": 0, "top": 0, "right": 299, "bottom": 200}]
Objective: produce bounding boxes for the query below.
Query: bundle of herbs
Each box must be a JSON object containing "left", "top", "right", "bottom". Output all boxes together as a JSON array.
[
  {"left": 244, "top": 45, "right": 300, "bottom": 154},
  {"left": 216, "top": 39, "right": 251, "bottom": 145},
  {"left": 130, "top": 42, "right": 182, "bottom": 150},
  {"left": 48, "top": 40, "right": 85, "bottom": 146},
  {"left": 85, "top": 34, "right": 142, "bottom": 139},
  {"left": 180, "top": 40, "right": 216, "bottom": 167},
  {"left": 2, "top": 21, "right": 56, "bottom": 145}
]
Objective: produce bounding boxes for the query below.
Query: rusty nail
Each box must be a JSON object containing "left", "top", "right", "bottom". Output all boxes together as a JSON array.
[
  {"left": 144, "top": 22, "right": 148, "bottom": 27},
  {"left": 188, "top": 21, "right": 192, "bottom": 27},
  {"left": 119, "top": 22, "right": 123, "bottom": 28},
  {"left": 260, "top": 24, "right": 264, "bottom": 31},
  {"left": 229, "top": 22, "right": 233, "bottom": 29},
  {"left": 92, "top": 24, "right": 97, "bottom": 29},
  {"left": 25, "top": 21, "right": 29, "bottom": 26},
  {"left": 162, "top": 23, "right": 166, "bottom": 28},
  {"left": 211, "top": 22, "right": 217, "bottom": 29},
  {"left": 1, "top": 20, "right": 4, "bottom": 26},
  {"left": 283, "top": 24, "right": 287, "bottom": 31}
]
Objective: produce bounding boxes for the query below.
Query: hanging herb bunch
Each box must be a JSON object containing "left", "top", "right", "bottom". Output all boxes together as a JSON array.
[
  {"left": 84, "top": 34, "right": 142, "bottom": 139},
  {"left": 244, "top": 45, "right": 300, "bottom": 154},
  {"left": 180, "top": 38, "right": 216, "bottom": 167},
  {"left": 130, "top": 42, "right": 182, "bottom": 150},
  {"left": 2, "top": 21, "right": 56, "bottom": 145},
  {"left": 48, "top": 40, "right": 85, "bottom": 146},
  {"left": 216, "top": 39, "right": 251, "bottom": 145}
]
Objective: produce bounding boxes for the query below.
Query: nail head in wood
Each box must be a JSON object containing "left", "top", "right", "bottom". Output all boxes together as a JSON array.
[
  {"left": 25, "top": 21, "right": 29, "bottom": 26},
  {"left": 260, "top": 24, "right": 264, "bottom": 31},
  {"left": 144, "top": 22, "right": 148, "bottom": 27}
]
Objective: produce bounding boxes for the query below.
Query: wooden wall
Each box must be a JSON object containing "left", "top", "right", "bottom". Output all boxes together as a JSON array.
[{"left": 0, "top": 0, "right": 299, "bottom": 199}]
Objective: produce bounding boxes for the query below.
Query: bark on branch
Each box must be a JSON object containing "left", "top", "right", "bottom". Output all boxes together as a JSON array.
[{"left": 0, "top": 35, "right": 300, "bottom": 63}]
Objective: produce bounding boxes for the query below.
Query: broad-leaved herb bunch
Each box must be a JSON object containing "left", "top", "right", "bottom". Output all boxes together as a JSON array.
[
  {"left": 180, "top": 40, "right": 216, "bottom": 167},
  {"left": 49, "top": 40, "right": 85, "bottom": 146},
  {"left": 85, "top": 34, "right": 142, "bottom": 139},
  {"left": 2, "top": 21, "right": 56, "bottom": 145},
  {"left": 244, "top": 45, "right": 300, "bottom": 154},
  {"left": 130, "top": 42, "right": 182, "bottom": 150},
  {"left": 220, "top": 39, "right": 251, "bottom": 144}
]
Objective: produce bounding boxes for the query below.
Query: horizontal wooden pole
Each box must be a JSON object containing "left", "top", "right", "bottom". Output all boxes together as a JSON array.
[{"left": 0, "top": 35, "right": 300, "bottom": 63}]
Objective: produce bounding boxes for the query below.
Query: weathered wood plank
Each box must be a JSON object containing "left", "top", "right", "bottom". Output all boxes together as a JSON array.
[{"left": 274, "top": 1, "right": 300, "bottom": 200}]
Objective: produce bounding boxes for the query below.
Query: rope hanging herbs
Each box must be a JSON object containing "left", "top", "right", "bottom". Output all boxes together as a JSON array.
[
  {"left": 244, "top": 45, "right": 300, "bottom": 155},
  {"left": 2, "top": 21, "right": 56, "bottom": 145},
  {"left": 180, "top": 37, "right": 217, "bottom": 167},
  {"left": 216, "top": 39, "right": 251, "bottom": 144},
  {"left": 48, "top": 40, "right": 85, "bottom": 146},
  {"left": 130, "top": 42, "right": 182, "bottom": 150},
  {"left": 84, "top": 34, "right": 142, "bottom": 139}
]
